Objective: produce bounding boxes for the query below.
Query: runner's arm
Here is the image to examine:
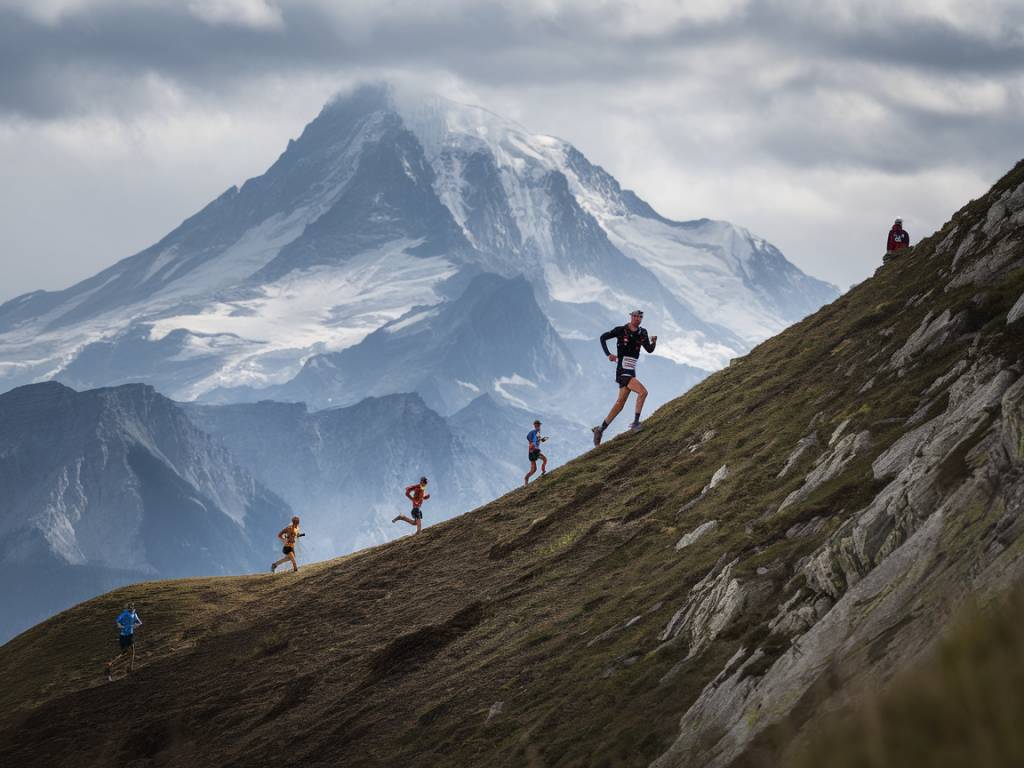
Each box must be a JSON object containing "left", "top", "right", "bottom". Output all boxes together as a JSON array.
[
  {"left": 599, "top": 328, "right": 618, "bottom": 358},
  {"left": 405, "top": 485, "right": 416, "bottom": 501},
  {"left": 642, "top": 330, "right": 657, "bottom": 353}
]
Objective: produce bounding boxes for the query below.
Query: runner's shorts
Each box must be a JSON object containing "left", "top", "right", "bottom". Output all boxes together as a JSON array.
[
  {"left": 119, "top": 634, "right": 134, "bottom": 650},
  {"left": 617, "top": 355, "right": 638, "bottom": 388},
  {"left": 529, "top": 450, "right": 542, "bottom": 462},
  {"left": 282, "top": 545, "right": 294, "bottom": 555},
  {"left": 411, "top": 507, "right": 423, "bottom": 521}
]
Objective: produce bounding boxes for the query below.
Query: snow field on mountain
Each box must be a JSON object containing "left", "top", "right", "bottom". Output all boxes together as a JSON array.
[{"left": 147, "top": 243, "right": 457, "bottom": 396}]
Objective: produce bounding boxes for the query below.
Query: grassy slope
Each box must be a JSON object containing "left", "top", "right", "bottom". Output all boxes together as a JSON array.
[{"left": 1, "top": 161, "right": 1022, "bottom": 768}]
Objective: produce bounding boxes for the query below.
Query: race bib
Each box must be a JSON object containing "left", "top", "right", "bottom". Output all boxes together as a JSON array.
[{"left": 622, "top": 356, "right": 638, "bottom": 371}]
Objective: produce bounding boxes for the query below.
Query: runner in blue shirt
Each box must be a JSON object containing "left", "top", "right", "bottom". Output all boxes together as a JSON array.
[
  {"left": 105, "top": 602, "right": 142, "bottom": 680},
  {"left": 524, "top": 419, "right": 548, "bottom": 486}
]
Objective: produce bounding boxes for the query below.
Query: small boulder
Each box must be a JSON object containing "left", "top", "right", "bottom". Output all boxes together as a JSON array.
[{"left": 675, "top": 520, "right": 719, "bottom": 551}]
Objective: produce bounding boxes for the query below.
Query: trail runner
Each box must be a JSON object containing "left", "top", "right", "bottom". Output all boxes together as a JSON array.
[
  {"left": 524, "top": 419, "right": 548, "bottom": 486},
  {"left": 393, "top": 477, "right": 430, "bottom": 534},
  {"left": 105, "top": 602, "right": 142, "bottom": 681},
  {"left": 592, "top": 310, "right": 657, "bottom": 446},
  {"left": 271, "top": 516, "right": 303, "bottom": 573}
]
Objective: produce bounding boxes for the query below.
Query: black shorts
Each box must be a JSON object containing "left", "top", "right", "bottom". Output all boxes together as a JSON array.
[
  {"left": 529, "top": 450, "right": 543, "bottom": 462},
  {"left": 282, "top": 545, "right": 294, "bottom": 555},
  {"left": 411, "top": 507, "right": 423, "bottom": 521},
  {"left": 119, "top": 634, "right": 134, "bottom": 650},
  {"left": 616, "top": 371, "right": 635, "bottom": 388}
]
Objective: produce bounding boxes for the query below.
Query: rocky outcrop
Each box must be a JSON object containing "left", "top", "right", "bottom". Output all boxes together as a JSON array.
[
  {"left": 1008, "top": 291, "right": 1024, "bottom": 325},
  {"left": 675, "top": 520, "right": 719, "bottom": 551},
  {"left": 776, "top": 434, "right": 819, "bottom": 478},
  {"left": 887, "top": 308, "right": 962, "bottom": 371},
  {"left": 778, "top": 431, "right": 871, "bottom": 512},
  {"left": 658, "top": 559, "right": 746, "bottom": 658},
  {"left": 679, "top": 465, "right": 730, "bottom": 514},
  {"left": 654, "top": 360, "right": 1024, "bottom": 768}
]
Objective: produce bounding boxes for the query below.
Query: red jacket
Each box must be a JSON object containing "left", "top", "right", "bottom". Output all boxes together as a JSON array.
[
  {"left": 887, "top": 226, "right": 910, "bottom": 251},
  {"left": 405, "top": 484, "right": 428, "bottom": 508}
]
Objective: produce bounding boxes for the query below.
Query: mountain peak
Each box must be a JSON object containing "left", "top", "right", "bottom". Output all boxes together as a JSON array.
[{"left": 0, "top": 82, "right": 838, "bottom": 401}]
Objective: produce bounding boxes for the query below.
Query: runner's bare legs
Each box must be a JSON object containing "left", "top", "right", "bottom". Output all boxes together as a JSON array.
[
  {"left": 524, "top": 459, "right": 538, "bottom": 486},
  {"left": 271, "top": 550, "right": 298, "bottom": 572},
  {"left": 393, "top": 515, "right": 422, "bottom": 534},
  {"left": 603, "top": 386, "right": 631, "bottom": 426},
  {"left": 629, "top": 379, "right": 648, "bottom": 421}
]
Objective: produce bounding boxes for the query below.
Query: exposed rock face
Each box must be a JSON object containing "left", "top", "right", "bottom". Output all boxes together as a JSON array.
[
  {"left": 675, "top": 520, "right": 719, "bottom": 551},
  {"left": 776, "top": 434, "right": 819, "bottom": 478},
  {"left": 658, "top": 559, "right": 746, "bottom": 659},
  {"left": 887, "top": 308, "right": 962, "bottom": 370},
  {"left": 778, "top": 430, "right": 871, "bottom": 512},
  {"left": 679, "top": 465, "right": 730, "bottom": 514},
  {"left": 1008, "top": 291, "right": 1024, "bottom": 325}
]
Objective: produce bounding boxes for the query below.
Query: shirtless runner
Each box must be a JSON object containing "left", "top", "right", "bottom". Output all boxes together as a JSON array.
[{"left": 271, "top": 516, "right": 302, "bottom": 573}]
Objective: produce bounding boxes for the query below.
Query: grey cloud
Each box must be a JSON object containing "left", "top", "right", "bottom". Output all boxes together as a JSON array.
[
  {"left": 1, "top": 0, "right": 1022, "bottom": 300},
  {"left": 3, "top": 1, "right": 1023, "bottom": 120}
]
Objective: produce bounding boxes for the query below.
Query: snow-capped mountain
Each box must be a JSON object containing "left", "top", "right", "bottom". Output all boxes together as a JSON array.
[
  {"left": 0, "top": 83, "right": 838, "bottom": 404},
  {"left": 0, "top": 381, "right": 290, "bottom": 641}
]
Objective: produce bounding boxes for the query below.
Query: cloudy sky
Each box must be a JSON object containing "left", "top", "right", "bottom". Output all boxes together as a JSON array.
[{"left": 1, "top": 0, "right": 1022, "bottom": 302}]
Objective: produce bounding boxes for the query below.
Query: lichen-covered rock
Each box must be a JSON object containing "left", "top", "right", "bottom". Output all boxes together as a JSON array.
[
  {"left": 658, "top": 559, "right": 745, "bottom": 658},
  {"left": 779, "top": 431, "right": 871, "bottom": 512},
  {"left": 828, "top": 418, "right": 851, "bottom": 447},
  {"left": 888, "top": 308, "right": 961, "bottom": 370},
  {"left": 679, "top": 465, "right": 730, "bottom": 513},
  {"left": 675, "top": 520, "right": 719, "bottom": 551},
  {"left": 654, "top": 511, "right": 953, "bottom": 768},
  {"left": 947, "top": 181, "right": 1024, "bottom": 287},
  {"left": 777, "top": 434, "right": 819, "bottom": 478},
  {"left": 1008, "top": 290, "right": 1024, "bottom": 326},
  {"left": 1001, "top": 376, "right": 1024, "bottom": 465}
]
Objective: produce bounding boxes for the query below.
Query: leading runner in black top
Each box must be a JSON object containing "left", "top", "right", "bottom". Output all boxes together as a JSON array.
[{"left": 592, "top": 309, "right": 657, "bottom": 446}]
